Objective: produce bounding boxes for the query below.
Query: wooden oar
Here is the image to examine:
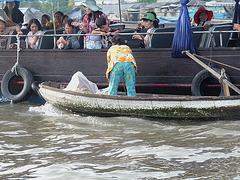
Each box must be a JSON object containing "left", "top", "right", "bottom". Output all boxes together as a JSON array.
[
  {"left": 194, "top": 54, "right": 240, "bottom": 72},
  {"left": 183, "top": 51, "right": 240, "bottom": 95}
]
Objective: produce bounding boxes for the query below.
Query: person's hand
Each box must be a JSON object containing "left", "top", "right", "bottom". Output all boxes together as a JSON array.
[
  {"left": 137, "top": 22, "right": 143, "bottom": 28},
  {"left": 30, "top": 44, "right": 35, "bottom": 49},
  {"left": 101, "top": 32, "right": 106, "bottom": 36},
  {"left": 71, "top": 21, "right": 78, "bottom": 27},
  {"left": 133, "top": 34, "right": 143, "bottom": 40},
  {"left": 234, "top": 23, "right": 240, "bottom": 32},
  {"left": 9, "top": 43, "right": 16, "bottom": 49},
  {"left": 91, "top": 23, "right": 97, "bottom": 29},
  {"left": 114, "top": 30, "right": 121, "bottom": 33},
  {"left": 72, "top": 21, "right": 83, "bottom": 29},
  {"left": 17, "top": 30, "right": 23, "bottom": 35},
  {"left": 106, "top": 32, "right": 111, "bottom": 36}
]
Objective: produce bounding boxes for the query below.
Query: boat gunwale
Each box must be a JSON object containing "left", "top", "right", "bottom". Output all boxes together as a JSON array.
[
  {"left": 40, "top": 82, "right": 240, "bottom": 102},
  {"left": 2, "top": 46, "right": 240, "bottom": 53}
]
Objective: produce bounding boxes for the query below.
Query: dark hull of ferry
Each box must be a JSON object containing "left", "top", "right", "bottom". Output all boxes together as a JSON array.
[{"left": 1, "top": 48, "right": 240, "bottom": 96}]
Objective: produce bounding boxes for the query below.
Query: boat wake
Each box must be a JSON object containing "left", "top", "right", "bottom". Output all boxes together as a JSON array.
[
  {"left": 28, "top": 103, "right": 71, "bottom": 117},
  {"left": 0, "top": 96, "right": 9, "bottom": 104}
]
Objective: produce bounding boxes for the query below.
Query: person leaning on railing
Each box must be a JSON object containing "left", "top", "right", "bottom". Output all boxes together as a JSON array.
[
  {"left": 57, "top": 19, "right": 80, "bottom": 49},
  {"left": 92, "top": 17, "right": 120, "bottom": 48},
  {"left": 72, "top": 0, "right": 109, "bottom": 49}
]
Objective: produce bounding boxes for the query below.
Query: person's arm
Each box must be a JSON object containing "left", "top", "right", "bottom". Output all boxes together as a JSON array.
[
  {"left": 5, "top": 25, "right": 22, "bottom": 35},
  {"left": 203, "top": 21, "right": 211, "bottom": 31},
  {"left": 133, "top": 34, "right": 145, "bottom": 40},
  {"left": 92, "top": 29, "right": 108, "bottom": 36},
  {"left": 30, "top": 31, "right": 41, "bottom": 49},
  {"left": 144, "top": 34, "right": 150, "bottom": 46},
  {"left": 234, "top": 23, "right": 240, "bottom": 32},
  {"left": 64, "top": 36, "right": 80, "bottom": 49},
  {"left": 92, "top": 29, "right": 101, "bottom": 34},
  {"left": 71, "top": 21, "right": 87, "bottom": 33},
  {"left": 107, "top": 29, "right": 120, "bottom": 36},
  {"left": 6, "top": 20, "right": 17, "bottom": 27}
]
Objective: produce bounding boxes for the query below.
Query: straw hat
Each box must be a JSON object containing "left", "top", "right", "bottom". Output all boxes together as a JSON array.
[
  {"left": 0, "top": 16, "right": 7, "bottom": 25},
  {"left": 194, "top": 7, "right": 213, "bottom": 24},
  {"left": 81, "top": 0, "right": 101, "bottom": 12}
]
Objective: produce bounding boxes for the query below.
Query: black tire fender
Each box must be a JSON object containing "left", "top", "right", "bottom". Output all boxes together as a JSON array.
[
  {"left": 191, "top": 68, "right": 230, "bottom": 96},
  {"left": 1, "top": 67, "right": 34, "bottom": 103}
]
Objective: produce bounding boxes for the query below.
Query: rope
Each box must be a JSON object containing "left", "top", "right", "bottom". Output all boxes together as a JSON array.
[
  {"left": 193, "top": 53, "right": 240, "bottom": 72},
  {"left": 11, "top": 34, "right": 20, "bottom": 76}
]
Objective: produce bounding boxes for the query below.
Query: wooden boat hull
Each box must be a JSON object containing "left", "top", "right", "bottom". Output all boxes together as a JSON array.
[
  {"left": 39, "top": 82, "right": 240, "bottom": 120},
  {"left": 1, "top": 48, "right": 240, "bottom": 96}
]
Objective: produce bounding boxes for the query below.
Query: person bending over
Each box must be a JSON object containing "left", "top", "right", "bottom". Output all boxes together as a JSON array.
[{"left": 106, "top": 34, "right": 137, "bottom": 96}]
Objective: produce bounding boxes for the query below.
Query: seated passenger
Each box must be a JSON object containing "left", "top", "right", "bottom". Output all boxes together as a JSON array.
[
  {"left": 133, "top": 12, "right": 159, "bottom": 47},
  {"left": 54, "top": 11, "right": 64, "bottom": 29},
  {"left": 194, "top": 7, "right": 213, "bottom": 31},
  {"left": 57, "top": 19, "right": 80, "bottom": 49},
  {"left": 0, "top": 16, "right": 23, "bottom": 49},
  {"left": 92, "top": 17, "right": 120, "bottom": 48},
  {"left": 26, "top": 18, "right": 42, "bottom": 49},
  {"left": 106, "top": 34, "right": 137, "bottom": 96},
  {"left": 61, "top": 14, "right": 69, "bottom": 27},
  {"left": 41, "top": 14, "right": 50, "bottom": 30}
]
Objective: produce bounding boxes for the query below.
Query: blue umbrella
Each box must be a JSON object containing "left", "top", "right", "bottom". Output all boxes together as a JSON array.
[
  {"left": 232, "top": 0, "right": 240, "bottom": 38},
  {"left": 171, "top": 0, "right": 195, "bottom": 58},
  {"left": 233, "top": 0, "right": 240, "bottom": 24}
]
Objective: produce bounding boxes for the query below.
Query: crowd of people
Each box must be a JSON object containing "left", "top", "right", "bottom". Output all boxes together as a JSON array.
[
  {"left": 1, "top": 0, "right": 239, "bottom": 96},
  {"left": 0, "top": 0, "right": 219, "bottom": 51}
]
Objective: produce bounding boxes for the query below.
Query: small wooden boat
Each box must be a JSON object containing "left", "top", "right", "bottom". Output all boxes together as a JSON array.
[{"left": 38, "top": 81, "right": 240, "bottom": 120}]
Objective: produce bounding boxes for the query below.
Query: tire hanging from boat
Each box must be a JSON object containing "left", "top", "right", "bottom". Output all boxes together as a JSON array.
[
  {"left": 191, "top": 68, "right": 231, "bottom": 96},
  {"left": 1, "top": 67, "right": 34, "bottom": 103}
]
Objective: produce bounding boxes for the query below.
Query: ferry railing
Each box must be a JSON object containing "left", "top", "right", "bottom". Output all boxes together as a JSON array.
[{"left": 0, "top": 30, "right": 238, "bottom": 49}]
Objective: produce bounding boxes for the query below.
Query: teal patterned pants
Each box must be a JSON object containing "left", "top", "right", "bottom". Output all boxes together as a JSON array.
[{"left": 108, "top": 62, "right": 136, "bottom": 96}]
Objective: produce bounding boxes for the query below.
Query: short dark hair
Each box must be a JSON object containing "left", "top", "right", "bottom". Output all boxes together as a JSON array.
[
  {"left": 96, "top": 18, "right": 106, "bottom": 28},
  {"left": 27, "top": 18, "right": 41, "bottom": 31},
  {"left": 55, "top": 11, "right": 64, "bottom": 16},
  {"left": 65, "top": 19, "right": 75, "bottom": 28},
  {"left": 61, "top": 15, "right": 69, "bottom": 22},
  {"left": 112, "top": 34, "right": 125, "bottom": 45},
  {"left": 41, "top": 14, "right": 50, "bottom": 21}
]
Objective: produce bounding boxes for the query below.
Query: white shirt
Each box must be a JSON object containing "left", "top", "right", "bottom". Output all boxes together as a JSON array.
[{"left": 26, "top": 30, "right": 42, "bottom": 49}]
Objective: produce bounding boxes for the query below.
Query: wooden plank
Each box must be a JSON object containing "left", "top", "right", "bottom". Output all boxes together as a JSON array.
[
  {"left": 221, "top": 68, "right": 230, "bottom": 96},
  {"left": 185, "top": 51, "right": 240, "bottom": 95}
]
